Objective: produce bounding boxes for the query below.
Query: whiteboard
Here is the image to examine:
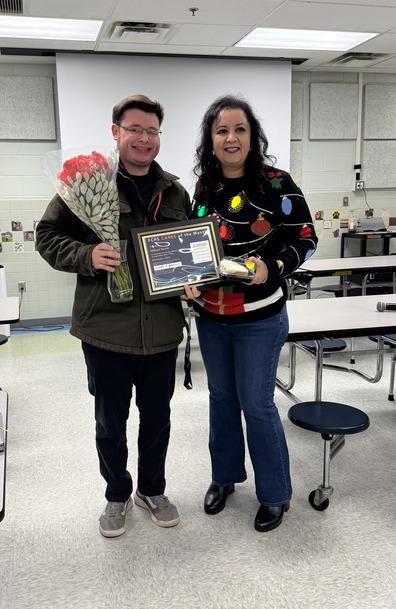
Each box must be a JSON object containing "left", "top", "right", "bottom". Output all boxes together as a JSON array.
[{"left": 56, "top": 54, "right": 292, "bottom": 194}]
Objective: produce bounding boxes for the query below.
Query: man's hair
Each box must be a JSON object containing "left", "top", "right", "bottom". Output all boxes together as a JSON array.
[{"left": 112, "top": 94, "right": 164, "bottom": 125}]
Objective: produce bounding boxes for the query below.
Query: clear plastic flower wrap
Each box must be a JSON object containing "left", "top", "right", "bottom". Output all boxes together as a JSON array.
[
  {"left": 217, "top": 256, "right": 255, "bottom": 283},
  {"left": 43, "top": 148, "right": 133, "bottom": 303}
]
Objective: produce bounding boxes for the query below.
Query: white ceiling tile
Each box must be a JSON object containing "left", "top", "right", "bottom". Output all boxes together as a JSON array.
[
  {"left": 371, "top": 56, "right": 396, "bottom": 68},
  {"left": 1, "top": 0, "right": 396, "bottom": 73},
  {"left": 110, "top": 0, "right": 283, "bottom": 26},
  {"left": 292, "top": 0, "right": 396, "bottom": 5},
  {"left": 0, "top": 38, "right": 96, "bottom": 51},
  {"left": 258, "top": 1, "right": 396, "bottom": 33},
  {"left": 223, "top": 46, "right": 313, "bottom": 60},
  {"left": 96, "top": 42, "right": 225, "bottom": 56},
  {"left": 351, "top": 32, "right": 396, "bottom": 53},
  {"left": 28, "top": 0, "right": 115, "bottom": 19},
  {"left": 168, "top": 25, "right": 248, "bottom": 47}
]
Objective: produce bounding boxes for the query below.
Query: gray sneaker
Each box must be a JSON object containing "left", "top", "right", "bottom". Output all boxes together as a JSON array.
[
  {"left": 134, "top": 490, "right": 180, "bottom": 528},
  {"left": 99, "top": 497, "right": 133, "bottom": 538}
]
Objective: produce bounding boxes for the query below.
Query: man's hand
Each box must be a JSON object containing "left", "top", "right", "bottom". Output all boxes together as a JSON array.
[{"left": 92, "top": 243, "right": 121, "bottom": 272}]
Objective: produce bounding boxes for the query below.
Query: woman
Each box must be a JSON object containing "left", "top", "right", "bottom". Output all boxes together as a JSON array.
[{"left": 184, "top": 95, "right": 317, "bottom": 532}]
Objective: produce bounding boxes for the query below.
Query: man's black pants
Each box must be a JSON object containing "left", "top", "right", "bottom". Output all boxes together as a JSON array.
[{"left": 82, "top": 342, "right": 178, "bottom": 502}]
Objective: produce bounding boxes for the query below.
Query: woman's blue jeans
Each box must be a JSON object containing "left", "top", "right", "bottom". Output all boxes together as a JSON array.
[{"left": 195, "top": 307, "right": 291, "bottom": 506}]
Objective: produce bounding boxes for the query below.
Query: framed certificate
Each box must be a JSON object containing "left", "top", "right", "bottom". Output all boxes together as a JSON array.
[{"left": 131, "top": 217, "right": 224, "bottom": 300}]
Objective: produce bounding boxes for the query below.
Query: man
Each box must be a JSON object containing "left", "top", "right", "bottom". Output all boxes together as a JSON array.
[{"left": 36, "top": 95, "right": 191, "bottom": 537}]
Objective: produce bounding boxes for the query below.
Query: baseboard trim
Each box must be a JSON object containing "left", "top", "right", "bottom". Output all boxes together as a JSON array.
[{"left": 11, "top": 316, "right": 72, "bottom": 330}]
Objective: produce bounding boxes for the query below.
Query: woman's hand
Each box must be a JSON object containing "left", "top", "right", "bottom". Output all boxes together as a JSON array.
[
  {"left": 245, "top": 256, "right": 268, "bottom": 285},
  {"left": 91, "top": 243, "right": 120, "bottom": 272},
  {"left": 181, "top": 283, "right": 202, "bottom": 300}
]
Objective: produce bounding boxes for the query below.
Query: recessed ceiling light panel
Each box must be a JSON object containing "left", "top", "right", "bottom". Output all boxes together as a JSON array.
[
  {"left": 0, "top": 15, "right": 103, "bottom": 41},
  {"left": 235, "top": 28, "right": 378, "bottom": 51}
]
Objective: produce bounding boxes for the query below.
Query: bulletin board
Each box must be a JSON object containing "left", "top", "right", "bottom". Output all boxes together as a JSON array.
[
  {"left": 363, "top": 84, "right": 396, "bottom": 139},
  {"left": 291, "top": 82, "right": 303, "bottom": 141},
  {"left": 0, "top": 75, "right": 56, "bottom": 140},
  {"left": 362, "top": 140, "right": 396, "bottom": 189},
  {"left": 309, "top": 82, "right": 358, "bottom": 140},
  {"left": 290, "top": 141, "right": 303, "bottom": 187}
]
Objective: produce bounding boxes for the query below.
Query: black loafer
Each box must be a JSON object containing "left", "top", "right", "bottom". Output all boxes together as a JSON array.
[
  {"left": 254, "top": 502, "right": 290, "bottom": 532},
  {"left": 204, "top": 482, "right": 235, "bottom": 515}
]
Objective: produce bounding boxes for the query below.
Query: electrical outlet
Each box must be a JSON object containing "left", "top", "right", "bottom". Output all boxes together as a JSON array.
[
  {"left": 343, "top": 196, "right": 349, "bottom": 207},
  {"left": 18, "top": 281, "right": 26, "bottom": 293},
  {"left": 355, "top": 180, "right": 364, "bottom": 190}
]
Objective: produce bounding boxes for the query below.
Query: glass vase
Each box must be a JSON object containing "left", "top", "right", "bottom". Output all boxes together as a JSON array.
[{"left": 107, "top": 239, "right": 133, "bottom": 303}]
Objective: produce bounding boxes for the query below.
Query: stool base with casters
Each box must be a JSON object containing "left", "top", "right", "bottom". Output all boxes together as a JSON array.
[{"left": 288, "top": 401, "right": 370, "bottom": 511}]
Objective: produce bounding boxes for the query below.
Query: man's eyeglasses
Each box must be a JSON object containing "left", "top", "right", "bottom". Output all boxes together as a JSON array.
[{"left": 117, "top": 124, "right": 162, "bottom": 138}]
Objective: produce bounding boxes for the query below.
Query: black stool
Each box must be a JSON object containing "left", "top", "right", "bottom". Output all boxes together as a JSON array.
[
  {"left": 296, "top": 337, "right": 355, "bottom": 366},
  {"left": 320, "top": 282, "right": 361, "bottom": 297},
  {"left": 288, "top": 401, "right": 370, "bottom": 511},
  {"left": 296, "top": 338, "right": 347, "bottom": 354}
]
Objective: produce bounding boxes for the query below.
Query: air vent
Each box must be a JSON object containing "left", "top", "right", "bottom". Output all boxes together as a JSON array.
[
  {"left": 328, "top": 52, "right": 391, "bottom": 67},
  {"left": 108, "top": 21, "right": 172, "bottom": 43},
  {"left": 0, "top": 0, "right": 23, "bottom": 14}
]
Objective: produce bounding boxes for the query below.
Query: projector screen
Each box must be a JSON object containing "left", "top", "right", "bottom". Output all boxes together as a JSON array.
[{"left": 56, "top": 54, "right": 292, "bottom": 194}]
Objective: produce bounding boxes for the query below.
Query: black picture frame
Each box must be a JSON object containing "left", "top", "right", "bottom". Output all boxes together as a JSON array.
[{"left": 131, "top": 217, "right": 224, "bottom": 301}]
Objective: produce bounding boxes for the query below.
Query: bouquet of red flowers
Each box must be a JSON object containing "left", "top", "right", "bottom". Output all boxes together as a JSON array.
[{"left": 43, "top": 148, "right": 133, "bottom": 303}]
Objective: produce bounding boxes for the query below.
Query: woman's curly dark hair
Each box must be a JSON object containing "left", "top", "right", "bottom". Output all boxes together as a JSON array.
[{"left": 193, "top": 95, "right": 275, "bottom": 204}]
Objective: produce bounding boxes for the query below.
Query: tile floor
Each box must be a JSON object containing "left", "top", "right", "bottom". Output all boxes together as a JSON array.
[{"left": 0, "top": 325, "right": 395, "bottom": 609}]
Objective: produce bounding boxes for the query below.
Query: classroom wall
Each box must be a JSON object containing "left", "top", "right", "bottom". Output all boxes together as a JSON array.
[
  {"left": 0, "top": 55, "right": 292, "bottom": 323},
  {"left": 0, "top": 61, "right": 77, "bottom": 323},
  {"left": 290, "top": 71, "right": 396, "bottom": 260},
  {"left": 1, "top": 61, "right": 396, "bottom": 323}
]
